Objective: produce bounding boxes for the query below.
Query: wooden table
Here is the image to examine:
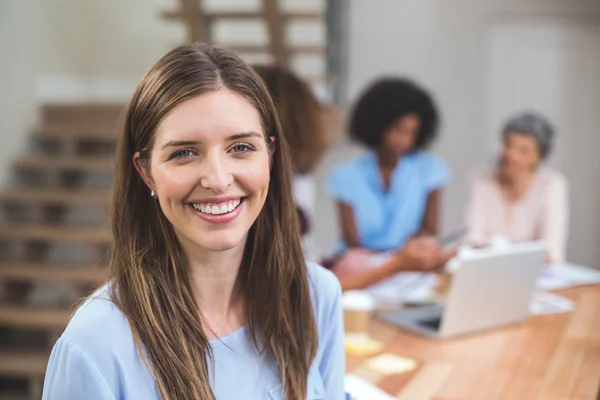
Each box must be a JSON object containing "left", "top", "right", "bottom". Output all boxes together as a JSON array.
[{"left": 346, "top": 284, "right": 600, "bottom": 400}]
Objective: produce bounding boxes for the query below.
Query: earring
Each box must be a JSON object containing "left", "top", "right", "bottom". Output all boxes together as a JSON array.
[{"left": 150, "top": 190, "right": 157, "bottom": 199}]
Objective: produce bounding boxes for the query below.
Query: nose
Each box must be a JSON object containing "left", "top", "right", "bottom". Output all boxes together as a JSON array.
[{"left": 199, "top": 153, "right": 233, "bottom": 194}]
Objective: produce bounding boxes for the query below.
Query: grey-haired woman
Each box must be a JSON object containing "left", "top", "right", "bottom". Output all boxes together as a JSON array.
[{"left": 465, "top": 112, "right": 569, "bottom": 263}]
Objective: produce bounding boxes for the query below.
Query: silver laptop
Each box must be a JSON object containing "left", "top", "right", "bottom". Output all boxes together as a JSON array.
[{"left": 379, "top": 241, "right": 546, "bottom": 339}]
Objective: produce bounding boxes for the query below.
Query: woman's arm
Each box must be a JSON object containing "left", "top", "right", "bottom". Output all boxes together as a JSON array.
[
  {"left": 541, "top": 176, "right": 569, "bottom": 264},
  {"left": 315, "top": 270, "right": 346, "bottom": 399},
  {"left": 333, "top": 238, "right": 457, "bottom": 291},
  {"left": 336, "top": 201, "right": 361, "bottom": 248},
  {"left": 465, "top": 176, "right": 488, "bottom": 246},
  {"left": 417, "top": 188, "right": 442, "bottom": 236},
  {"left": 335, "top": 256, "right": 401, "bottom": 290}
]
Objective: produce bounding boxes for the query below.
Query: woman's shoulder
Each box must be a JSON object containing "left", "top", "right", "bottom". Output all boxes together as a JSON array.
[
  {"left": 468, "top": 167, "right": 496, "bottom": 186},
  {"left": 537, "top": 168, "right": 568, "bottom": 192},
  {"left": 407, "top": 151, "right": 448, "bottom": 173},
  {"left": 329, "top": 153, "right": 373, "bottom": 176},
  {"left": 326, "top": 153, "right": 375, "bottom": 200},
  {"left": 59, "top": 284, "right": 135, "bottom": 359},
  {"left": 539, "top": 168, "right": 566, "bottom": 184},
  {"left": 408, "top": 151, "right": 451, "bottom": 187},
  {"left": 306, "top": 262, "right": 342, "bottom": 315},
  {"left": 46, "top": 284, "right": 158, "bottom": 399},
  {"left": 410, "top": 150, "right": 442, "bottom": 162}
]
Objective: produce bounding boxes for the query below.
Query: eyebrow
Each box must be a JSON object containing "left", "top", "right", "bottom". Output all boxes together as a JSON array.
[{"left": 160, "top": 131, "right": 263, "bottom": 150}]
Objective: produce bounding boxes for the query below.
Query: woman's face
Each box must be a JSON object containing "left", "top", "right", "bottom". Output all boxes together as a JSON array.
[
  {"left": 382, "top": 113, "right": 420, "bottom": 157},
  {"left": 500, "top": 132, "right": 541, "bottom": 176},
  {"left": 135, "top": 89, "right": 271, "bottom": 255}
]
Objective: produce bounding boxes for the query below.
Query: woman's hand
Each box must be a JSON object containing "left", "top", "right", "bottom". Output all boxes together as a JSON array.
[{"left": 394, "top": 237, "right": 456, "bottom": 272}]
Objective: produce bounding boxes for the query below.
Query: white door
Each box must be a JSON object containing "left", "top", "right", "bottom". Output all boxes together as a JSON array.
[{"left": 487, "top": 20, "right": 600, "bottom": 266}]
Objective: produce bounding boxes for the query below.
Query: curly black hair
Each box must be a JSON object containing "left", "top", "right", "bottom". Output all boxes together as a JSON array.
[{"left": 349, "top": 78, "right": 440, "bottom": 150}]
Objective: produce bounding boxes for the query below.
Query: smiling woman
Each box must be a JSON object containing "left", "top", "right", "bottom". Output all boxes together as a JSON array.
[
  {"left": 135, "top": 91, "right": 271, "bottom": 253},
  {"left": 41, "top": 43, "right": 345, "bottom": 400}
]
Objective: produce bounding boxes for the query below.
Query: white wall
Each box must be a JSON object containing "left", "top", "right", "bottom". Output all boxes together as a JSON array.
[
  {"left": 0, "top": 0, "right": 46, "bottom": 186},
  {"left": 36, "top": 0, "right": 186, "bottom": 101}
]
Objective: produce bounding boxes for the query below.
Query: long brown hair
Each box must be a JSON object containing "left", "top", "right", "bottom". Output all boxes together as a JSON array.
[
  {"left": 109, "top": 43, "right": 317, "bottom": 400},
  {"left": 253, "top": 65, "right": 326, "bottom": 174}
]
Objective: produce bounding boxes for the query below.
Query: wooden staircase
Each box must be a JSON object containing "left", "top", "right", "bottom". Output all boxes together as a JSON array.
[
  {"left": 161, "top": 0, "right": 328, "bottom": 84},
  {"left": 0, "top": 103, "right": 119, "bottom": 400}
]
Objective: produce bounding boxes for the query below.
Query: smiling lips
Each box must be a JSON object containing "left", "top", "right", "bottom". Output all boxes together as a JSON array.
[
  {"left": 189, "top": 197, "right": 244, "bottom": 223},
  {"left": 192, "top": 198, "right": 241, "bottom": 215}
]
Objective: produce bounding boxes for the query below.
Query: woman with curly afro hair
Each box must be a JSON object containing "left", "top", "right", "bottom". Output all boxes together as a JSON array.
[{"left": 326, "top": 78, "right": 454, "bottom": 290}]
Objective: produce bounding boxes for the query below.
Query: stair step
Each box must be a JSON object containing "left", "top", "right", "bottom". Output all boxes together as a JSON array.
[
  {"left": 33, "top": 126, "right": 118, "bottom": 141},
  {"left": 0, "top": 349, "right": 48, "bottom": 379},
  {"left": 14, "top": 155, "right": 114, "bottom": 173},
  {"left": 0, "top": 306, "right": 70, "bottom": 330},
  {"left": 0, "top": 263, "right": 106, "bottom": 284},
  {"left": 0, "top": 393, "right": 31, "bottom": 400},
  {"left": 41, "top": 102, "right": 124, "bottom": 128},
  {"left": 0, "top": 224, "right": 111, "bottom": 244},
  {"left": 162, "top": 10, "right": 323, "bottom": 21},
  {"left": 0, "top": 188, "right": 109, "bottom": 205},
  {"left": 219, "top": 44, "right": 324, "bottom": 54}
]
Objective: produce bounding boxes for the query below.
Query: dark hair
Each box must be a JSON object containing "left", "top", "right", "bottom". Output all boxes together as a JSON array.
[
  {"left": 502, "top": 112, "right": 555, "bottom": 159},
  {"left": 349, "top": 78, "right": 439, "bottom": 150},
  {"left": 253, "top": 65, "right": 326, "bottom": 174},
  {"left": 109, "top": 43, "right": 317, "bottom": 400}
]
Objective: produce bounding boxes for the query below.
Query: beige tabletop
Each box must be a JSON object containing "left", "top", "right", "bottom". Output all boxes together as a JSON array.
[{"left": 346, "top": 284, "right": 600, "bottom": 400}]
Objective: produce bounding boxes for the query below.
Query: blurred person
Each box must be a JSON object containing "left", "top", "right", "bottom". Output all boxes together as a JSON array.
[
  {"left": 42, "top": 43, "right": 345, "bottom": 400},
  {"left": 254, "top": 65, "right": 327, "bottom": 262},
  {"left": 325, "top": 78, "right": 454, "bottom": 290},
  {"left": 466, "top": 112, "right": 568, "bottom": 263}
]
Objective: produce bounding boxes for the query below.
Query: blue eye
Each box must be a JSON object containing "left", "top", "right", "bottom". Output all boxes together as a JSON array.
[
  {"left": 170, "top": 149, "right": 194, "bottom": 160},
  {"left": 230, "top": 143, "right": 255, "bottom": 153}
]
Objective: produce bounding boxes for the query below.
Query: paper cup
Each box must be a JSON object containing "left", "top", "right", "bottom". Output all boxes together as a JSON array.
[{"left": 342, "top": 291, "right": 376, "bottom": 334}]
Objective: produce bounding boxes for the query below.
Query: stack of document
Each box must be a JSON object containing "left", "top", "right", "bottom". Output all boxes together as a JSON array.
[
  {"left": 536, "top": 263, "right": 600, "bottom": 291},
  {"left": 529, "top": 291, "right": 575, "bottom": 315},
  {"left": 345, "top": 374, "right": 395, "bottom": 400}
]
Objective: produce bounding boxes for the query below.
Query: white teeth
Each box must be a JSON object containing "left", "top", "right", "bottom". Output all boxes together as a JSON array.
[{"left": 192, "top": 199, "right": 242, "bottom": 215}]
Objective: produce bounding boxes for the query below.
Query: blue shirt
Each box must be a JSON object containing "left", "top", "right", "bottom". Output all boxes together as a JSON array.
[
  {"left": 327, "top": 151, "right": 450, "bottom": 252},
  {"left": 42, "top": 262, "right": 345, "bottom": 400}
]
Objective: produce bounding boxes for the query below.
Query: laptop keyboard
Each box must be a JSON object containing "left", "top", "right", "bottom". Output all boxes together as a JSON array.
[{"left": 418, "top": 317, "right": 442, "bottom": 331}]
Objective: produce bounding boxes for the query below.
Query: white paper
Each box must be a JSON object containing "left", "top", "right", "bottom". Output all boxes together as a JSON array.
[
  {"left": 362, "top": 253, "right": 439, "bottom": 305},
  {"left": 529, "top": 291, "right": 575, "bottom": 315},
  {"left": 344, "top": 374, "right": 396, "bottom": 400},
  {"left": 365, "top": 271, "right": 439, "bottom": 305},
  {"left": 536, "top": 264, "right": 600, "bottom": 291}
]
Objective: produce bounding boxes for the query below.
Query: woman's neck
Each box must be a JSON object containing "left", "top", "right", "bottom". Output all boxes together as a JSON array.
[
  {"left": 497, "top": 168, "right": 536, "bottom": 201},
  {"left": 181, "top": 238, "right": 247, "bottom": 338},
  {"left": 376, "top": 148, "right": 399, "bottom": 169}
]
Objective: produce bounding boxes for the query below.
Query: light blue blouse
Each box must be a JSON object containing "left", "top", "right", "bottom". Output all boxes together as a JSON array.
[
  {"left": 327, "top": 151, "right": 450, "bottom": 252},
  {"left": 42, "top": 262, "right": 345, "bottom": 400}
]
